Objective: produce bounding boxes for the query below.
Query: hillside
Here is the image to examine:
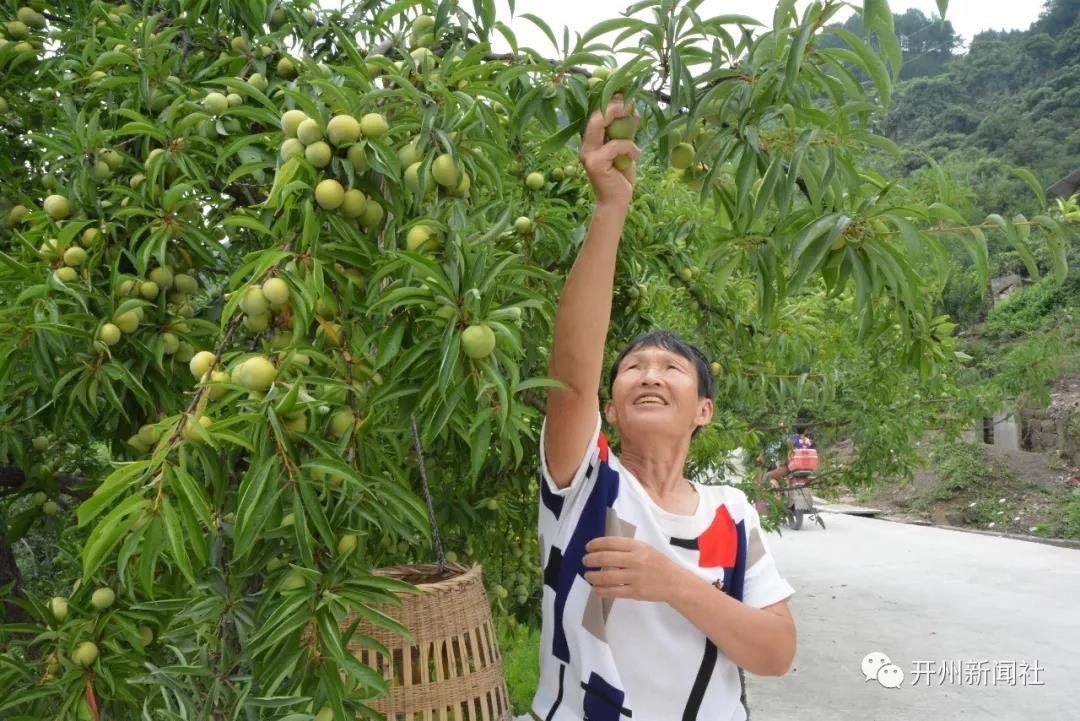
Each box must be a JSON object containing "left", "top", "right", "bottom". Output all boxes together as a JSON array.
[
  {"left": 880, "top": 0, "right": 1080, "bottom": 219},
  {"left": 815, "top": 1, "right": 1080, "bottom": 537}
]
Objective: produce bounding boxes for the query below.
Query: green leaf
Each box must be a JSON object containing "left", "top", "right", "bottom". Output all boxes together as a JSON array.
[
  {"left": 964, "top": 226, "right": 990, "bottom": 289},
  {"left": 375, "top": 318, "right": 407, "bottom": 369},
  {"left": 469, "top": 411, "right": 493, "bottom": 481},
  {"left": 986, "top": 213, "right": 1039, "bottom": 280},
  {"left": 222, "top": 213, "right": 272, "bottom": 236},
  {"left": 161, "top": 496, "right": 196, "bottom": 584},
  {"left": 790, "top": 215, "right": 850, "bottom": 292},
  {"left": 1009, "top": 166, "right": 1045, "bottom": 208},
  {"left": 170, "top": 467, "right": 213, "bottom": 535},
  {"left": 234, "top": 461, "right": 279, "bottom": 560},
  {"left": 513, "top": 377, "right": 567, "bottom": 395},
  {"left": 833, "top": 28, "right": 892, "bottom": 108},
  {"left": 115, "top": 120, "right": 168, "bottom": 142},
  {"left": 520, "top": 13, "right": 559, "bottom": 51},
  {"left": 493, "top": 21, "right": 519, "bottom": 55},
  {"left": 0, "top": 251, "right": 36, "bottom": 282},
  {"left": 296, "top": 470, "right": 335, "bottom": 551},
  {"left": 1033, "top": 215, "right": 1069, "bottom": 283},
  {"left": 581, "top": 17, "right": 644, "bottom": 45},
  {"left": 540, "top": 119, "right": 584, "bottom": 156},
  {"left": 782, "top": 17, "right": 815, "bottom": 97},
  {"left": 773, "top": 0, "right": 798, "bottom": 28},
  {"left": 263, "top": 157, "right": 300, "bottom": 209},
  {"left": 865, "top": 0, "right": 902, "bottom": 80},
  {"left": 82, "top": 493, "right": 148, "bottom": 579},
  {"left": 78, "top": 461, "right": 152, "bottom": 527}
]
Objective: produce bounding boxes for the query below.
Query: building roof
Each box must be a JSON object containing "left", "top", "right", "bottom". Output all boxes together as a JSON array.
[
  {"left": 990, "top": 274, "right": 1023, "bottom": 295},
  {"left": 1048, "top": 168, "right": 1080, "bottom": 199}
]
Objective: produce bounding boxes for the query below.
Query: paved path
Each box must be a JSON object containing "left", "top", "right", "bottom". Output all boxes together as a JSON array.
[{"left": 745, "top": 512, "right": 1080, "bottom": 720}]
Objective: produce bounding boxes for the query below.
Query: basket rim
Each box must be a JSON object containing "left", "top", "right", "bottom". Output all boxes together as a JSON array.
[{"left": 370, "top": 561, "right": 482, "bottom": 592}]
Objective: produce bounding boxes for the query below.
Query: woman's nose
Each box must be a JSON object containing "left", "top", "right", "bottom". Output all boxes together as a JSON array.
[{"left": 639, "top": 369, "right": 663, "bottom": 384}]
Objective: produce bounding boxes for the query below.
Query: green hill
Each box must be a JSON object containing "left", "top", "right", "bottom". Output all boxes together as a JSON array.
[
  {"left": 822, "top": 1, "right": 1080, "bottom": 220},
  {"left": 881, "top": 0, "right": 1080, "bottom": 218}
]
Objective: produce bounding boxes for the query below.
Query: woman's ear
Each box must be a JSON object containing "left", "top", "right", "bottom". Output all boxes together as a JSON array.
[
  {"left": 604, "top": 399, "right": 616, "bottom": 425},
  {"left": 696, "top": 398, "right": 714, "bottom": 426}
]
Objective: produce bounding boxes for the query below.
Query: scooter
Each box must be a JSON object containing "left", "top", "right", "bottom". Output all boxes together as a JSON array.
[{"left": 777, "top": 470, "right": 826, "bottom": 530}]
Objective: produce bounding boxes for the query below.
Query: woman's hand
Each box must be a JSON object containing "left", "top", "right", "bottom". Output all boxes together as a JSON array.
[
  {"left": 583, "top": 536, "right": 686, "bottom": 603},
  {"left": 579, "top": 96, "right": 641, "bottom": 210}
]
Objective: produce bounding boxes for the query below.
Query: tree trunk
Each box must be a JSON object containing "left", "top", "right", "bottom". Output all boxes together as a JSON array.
[{"left": 0, "top": 530, "right": 30, "bottom": 623}]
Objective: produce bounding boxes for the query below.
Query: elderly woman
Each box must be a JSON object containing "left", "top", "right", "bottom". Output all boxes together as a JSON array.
[{"left": 531, "top": 98, "right": 796, "bottom": 721}]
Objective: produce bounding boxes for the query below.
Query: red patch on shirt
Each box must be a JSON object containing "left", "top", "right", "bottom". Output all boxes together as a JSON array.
[
  {"left": 697, "top": 504, "right": 738, "bottom": 568},
  {"left": 598, "top": 432, "right": 609, "bottom": 463}
]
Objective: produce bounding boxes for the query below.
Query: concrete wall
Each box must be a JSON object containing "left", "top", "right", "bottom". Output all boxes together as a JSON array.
[
  {"left": 966, "top": 411, "right": 1021, "bottom": 450},
  {"left": 993, "top": 411, "right": 1021, "bottom": 451},
  {"left": 962, "top": 382, "right": 1078, "bottom": 461}
]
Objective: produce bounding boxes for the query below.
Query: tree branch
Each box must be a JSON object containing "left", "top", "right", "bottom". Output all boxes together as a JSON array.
[
  {"left": 522, "top": 391, "right": 546, "bottom": 415},
  {"left": 0, "top": 465, "right": 91, "bottom": 500},
  {"left": 40, "top": 11, "right": 70, "bottom": 26},
  {"left": 409, "top": 414, "right": 446, "bottom": 574}
]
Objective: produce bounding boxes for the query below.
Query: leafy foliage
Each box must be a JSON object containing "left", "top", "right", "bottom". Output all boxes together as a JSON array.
[
  {"left": 496, "top": 616, "right": 541, "bottom": 715},
  {"left": 818, "top": 7, "right": 962, "bottom": 81},
  {"left": 983, "top": 274, "right": 1080, "bottom": 339},
  {"left": 879, "top": 0, "right": 1080, "bottom": 214}
]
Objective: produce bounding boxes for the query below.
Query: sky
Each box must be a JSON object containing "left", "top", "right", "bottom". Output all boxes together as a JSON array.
[
  {"left": 321, "top": 0, "right": 1046, "bottom": 53},
  {"left": 489, "top": 0, "right": 1045, "bottom": 53}
]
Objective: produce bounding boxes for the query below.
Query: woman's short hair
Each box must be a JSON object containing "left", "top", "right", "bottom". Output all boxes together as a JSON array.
[{"left": 607, "top": 330, "right": 715, "bottom": 438}]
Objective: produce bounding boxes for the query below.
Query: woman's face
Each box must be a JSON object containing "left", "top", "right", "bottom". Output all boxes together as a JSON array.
[{"left": 605, "top": 345, "right": 712, "bottom": 439}]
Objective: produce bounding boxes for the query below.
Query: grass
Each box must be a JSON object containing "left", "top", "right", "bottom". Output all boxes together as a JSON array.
[
  {"left": 497, "top": 616, "right": 541, "bottom": 715},
  {"left": 898, "top": 439, "right": 1080, "bottom": 537},
  {"left": 1065, "top": 489, "right": 1080, "bottom": 539},
  {"left": 982, "top": 275, "right": 1080, "bottom": 340},
  {"left": 908, "top": 440, "right": 1007, "bottom": 514},
  {"left": 854, "top": 488, "right": 876, "bottom": 505}
]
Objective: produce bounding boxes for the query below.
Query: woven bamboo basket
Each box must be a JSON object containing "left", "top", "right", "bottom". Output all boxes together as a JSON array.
[{"left": 346, "top": 562, "right": 512, "bottom": 721}]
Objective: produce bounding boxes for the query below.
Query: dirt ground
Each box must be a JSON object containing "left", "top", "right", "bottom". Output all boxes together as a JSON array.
[{"left": 831, "top": 443, "right": 1080, "bottom": 538}]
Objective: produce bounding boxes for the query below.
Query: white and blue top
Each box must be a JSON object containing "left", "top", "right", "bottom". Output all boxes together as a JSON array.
[{"left": 532, "top": 411, "right": 795, "bottom": 721}]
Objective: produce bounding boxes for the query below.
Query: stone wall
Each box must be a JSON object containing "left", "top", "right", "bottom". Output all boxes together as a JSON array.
[
  {"left": 1018, "top": 379, "right": 1080, "bottom": 462},
  {"left": 1021, "top": 407, "right": 1060, "bottom": 452},
  {"left": 1064, "top": 408, "right": 1080, "bottom": 465}
]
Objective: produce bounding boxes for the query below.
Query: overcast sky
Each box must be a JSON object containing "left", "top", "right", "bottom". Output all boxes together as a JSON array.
[
  {"left": 492, "top": 0, "right": 1044, "bottom": 52},
  {"left": 321, "top": 0, "right": 1045, "bottom": 53}
]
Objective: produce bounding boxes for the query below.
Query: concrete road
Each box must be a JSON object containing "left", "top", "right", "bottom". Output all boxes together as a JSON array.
[{"left": 745, "top": 512, "right": 1080, "bottom": 720}]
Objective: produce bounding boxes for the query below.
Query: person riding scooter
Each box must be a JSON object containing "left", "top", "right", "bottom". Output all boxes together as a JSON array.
[
  {"left": 760, "top": 419, "right": 815, "bottom": 490},
  {"left": 755, "top": 418, "right": 824, "bottom": 529}
]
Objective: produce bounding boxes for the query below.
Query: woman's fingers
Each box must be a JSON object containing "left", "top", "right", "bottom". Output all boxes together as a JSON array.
[
  {"left": 585, "top": 569, "right": 632, "bottom": 587},
  {"left": 580, "top": 96, "right": 634, "bottom": 159},
  {"left": 580, "top": 109, "right": 607, "bottom": 157},
  {"left": 582, "top": 550, "right": 629, "bottom": 568},
  {"left": 597, "top": 140, "right": 641, "bottom": 162},
  {"left": 603, "top": 95, "right": 634, "bottom": 125},
  {"left": 583, "top": 140, "right": 641, "bottom": 176}
]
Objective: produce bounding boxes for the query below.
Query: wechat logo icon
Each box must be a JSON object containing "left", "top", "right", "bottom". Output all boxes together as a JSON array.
[{"left": 862, "top": 651, "right": 905, "bottom": 689}]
